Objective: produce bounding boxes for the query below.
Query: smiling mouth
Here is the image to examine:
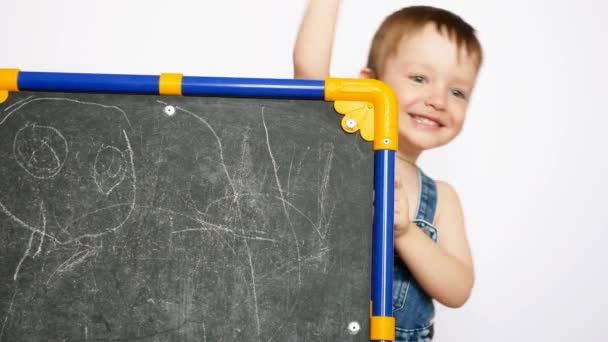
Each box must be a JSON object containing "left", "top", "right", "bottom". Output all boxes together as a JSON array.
[{"left": 408, "top": 113, "right": 443, "bottom": 127}]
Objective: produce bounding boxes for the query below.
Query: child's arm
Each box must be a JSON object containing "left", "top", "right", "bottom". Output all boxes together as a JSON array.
[
  {"left": 395, "top": 182, "right": 474, "bottom": 308},
  {"left": 292, "top": 0, "right": 340, "bottom": 79}
]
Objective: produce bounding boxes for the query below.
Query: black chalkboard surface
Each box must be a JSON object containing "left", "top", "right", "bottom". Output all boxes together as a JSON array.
[{"left": 0, "top": 92, "right": 373, "bottom": 341}]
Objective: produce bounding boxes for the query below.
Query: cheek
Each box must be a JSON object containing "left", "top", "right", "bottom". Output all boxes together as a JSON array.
[
  {"left": 383, "top": 78, "right": 418, "bottom": 110},
  {"left": 395, "top": 88, "right": 421, "bottom": 113},
  {"left": 450, "top": 110, "right": 467, "bottom": 129},
  {"left": 397, "top": 93, "right": 416, "bottom": 111}
]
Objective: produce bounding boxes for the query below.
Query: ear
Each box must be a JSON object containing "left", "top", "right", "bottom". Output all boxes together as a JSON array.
[{"left": 358, "top": 67, "right": 376, "bottom": 79}]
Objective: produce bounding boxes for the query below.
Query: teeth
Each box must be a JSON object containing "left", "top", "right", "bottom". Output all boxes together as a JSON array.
[{"left": 414, "top": 116, "right": 439, "bottom": 126}]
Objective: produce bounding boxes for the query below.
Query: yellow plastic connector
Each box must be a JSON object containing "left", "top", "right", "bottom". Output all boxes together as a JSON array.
[
  {"left": 325, "top": 78, "right": 398, "bottom": 151},
  {"left": 0, "top": 68, "right": 20, "bottom": 104},
  {"left": 334, "top": 101, "right": 375, "bottom": 142},
  {"left": 370, "top": 316, "right": 396, "bottom": 341},
  {"left": 159, "top": 73, "right": 183, "bottom": 96}
]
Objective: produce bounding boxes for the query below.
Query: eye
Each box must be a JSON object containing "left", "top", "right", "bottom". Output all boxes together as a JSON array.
[
  {"left": 451, "top": 89, "right": 467, "bottom": 99},
  {"left": 409, "top": 75, "right": 426, "bottom": 84}
]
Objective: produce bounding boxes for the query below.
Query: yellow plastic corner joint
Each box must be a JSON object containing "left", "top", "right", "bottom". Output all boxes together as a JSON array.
[
  {"left": 325, "top": 78, "right": 398, "bottom": 151},
  {"left": 0, "top": 68, "right": 20, "bottom": 104},
  {"left": 159, "top": 73, "right": 183, "bottom": 96},
  {"left": 334, "top": 100, "right": 375, "bottom": 142},
  {"left": 370, "top": 316, "right": 396, "bottom": 341}
]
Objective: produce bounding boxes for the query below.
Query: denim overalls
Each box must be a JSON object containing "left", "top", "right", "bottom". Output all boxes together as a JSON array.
[{"left": 393, "top": 168, "right": 438, "bottom": 342}]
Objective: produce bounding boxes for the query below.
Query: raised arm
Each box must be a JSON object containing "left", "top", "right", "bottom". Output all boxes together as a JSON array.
[{"left": 292, "top": 0, "right": 340, "bottom": 79}]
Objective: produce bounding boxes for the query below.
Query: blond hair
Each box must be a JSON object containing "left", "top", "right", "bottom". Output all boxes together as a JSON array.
[{"left": 367, "top": 6, "right": 483, "bottom": 78}]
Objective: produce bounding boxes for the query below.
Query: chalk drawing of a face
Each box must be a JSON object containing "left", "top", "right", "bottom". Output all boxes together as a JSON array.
[{"left": 0, "top": 96, "right": 136, "bottom": 248}]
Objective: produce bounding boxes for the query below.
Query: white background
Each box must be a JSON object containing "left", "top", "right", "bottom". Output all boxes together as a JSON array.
[{"left": 1, "top": 0, "right": 607, "bottom": 340}]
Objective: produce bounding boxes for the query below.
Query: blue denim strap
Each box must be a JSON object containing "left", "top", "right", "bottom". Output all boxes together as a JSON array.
[{"left": 414, "top": 168, "right": 437, "bottom": 225}]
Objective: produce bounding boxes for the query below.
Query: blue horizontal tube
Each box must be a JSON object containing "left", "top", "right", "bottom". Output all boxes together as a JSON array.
[
  {"left": 15, "top": 71, "right": 325, "bottom": 100},
  {"left": 18, "top": 72, "right": 159, "bottom": 94},
  {"left": 182, "top": 76, "right": 324, "bottom": 99},
  {"left": 372, "top": 150, "right": 395, "bottom": 342}
]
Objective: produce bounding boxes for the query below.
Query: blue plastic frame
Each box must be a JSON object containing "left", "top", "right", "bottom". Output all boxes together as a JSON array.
[
  {"left": 17, "top": 71, "right": 325, "bottom": 99},
  {"left": 372, "top": 150, "right": 395, "bottom": 328},
  {"left": 6, "top": 70, "right": 395, "bottom": 341}
]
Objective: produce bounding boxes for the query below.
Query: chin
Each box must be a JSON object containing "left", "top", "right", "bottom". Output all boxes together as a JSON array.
[{"left": 399, "top": 132, "right": 453, "bottom": 152}]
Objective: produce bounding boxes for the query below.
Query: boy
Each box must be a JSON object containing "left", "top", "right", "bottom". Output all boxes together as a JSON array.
[{"left": 293, "top": 2, "right": 483, "bottom": 341}]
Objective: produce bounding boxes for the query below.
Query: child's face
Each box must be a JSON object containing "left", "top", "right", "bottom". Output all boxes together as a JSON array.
[{"left": 379, "top": 24, "right": 479, "bottom": 153}]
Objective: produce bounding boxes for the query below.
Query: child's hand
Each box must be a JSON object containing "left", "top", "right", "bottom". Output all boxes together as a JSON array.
[{"left": 394, "top": 177, "right": 411, "bottom": 239}]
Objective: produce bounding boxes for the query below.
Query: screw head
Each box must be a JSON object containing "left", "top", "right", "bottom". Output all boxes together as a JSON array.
[
  {"left": 345, "top": 118, "right": 357, "bottom": 130},
  {"left": 383, "top": 138, "right": 390, "bottom": 145},
  {"left": 347, "top": 321, "right": 360, "bottom": 335},
  {"left": 164, "top": 105, "right": 176, "bottom": 116}
]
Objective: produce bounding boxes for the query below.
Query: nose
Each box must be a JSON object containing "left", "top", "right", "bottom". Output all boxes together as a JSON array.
[{"left": 424, "top": 86, "right": 447, "bottom": 111}]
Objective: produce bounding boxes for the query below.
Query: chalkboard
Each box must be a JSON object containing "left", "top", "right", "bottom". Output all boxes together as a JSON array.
[{"left": 0, "top": 92, "right": 374, "bottom": 342}]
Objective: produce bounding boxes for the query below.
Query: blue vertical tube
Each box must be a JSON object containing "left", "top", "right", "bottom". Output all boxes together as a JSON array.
[{"left": 372, "top": 149, "right": 395, "bottom": 342}]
